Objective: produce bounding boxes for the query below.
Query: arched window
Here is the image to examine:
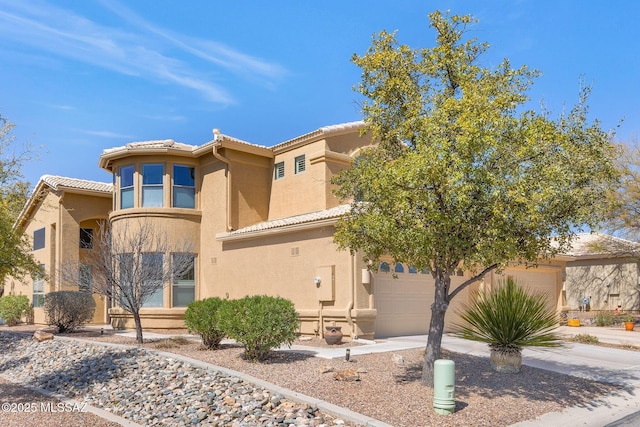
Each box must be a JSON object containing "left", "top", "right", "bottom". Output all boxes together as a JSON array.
[
  {"left": 408, "top": 266, "right": 418, "bottom": 274},
  {"left": 379, "top": 262, "right": 390, "bottom": 273},
  {"left": 394, "top": 263, "right": 405, "bottom": 273}
]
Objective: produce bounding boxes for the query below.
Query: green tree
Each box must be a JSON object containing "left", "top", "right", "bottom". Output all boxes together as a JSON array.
[
  {"left": 333, "top": 11, "right": 619, "bottom": 384},
  {"left": 603, "top": 140, "right": 640, "bottom": 240},
  {"left": 0, "top": 114, "right": 40, "bottom": 293}
]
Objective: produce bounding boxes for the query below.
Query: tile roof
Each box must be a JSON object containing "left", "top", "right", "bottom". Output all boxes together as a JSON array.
[
  {"left": 41, "top": 175, "right": 113, "bottom": 193},
  {"left": 226, "top": 204, "right": 351, "bottom": 237},
  {"left": 563, "top": 232, "right": 640, "bottom": 257},
  {"left": 271, "top": 121, "right": 366, "bottom": 153},
  {"left": 102, "top": 139, "right": 197, "bottom": 155}
]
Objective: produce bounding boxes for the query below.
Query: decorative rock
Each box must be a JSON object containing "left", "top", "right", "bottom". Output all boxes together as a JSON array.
[
  {"left": 0, "top": 333, "right": 356, "bottom": 426},
  {"left": 392, "top": 354, "right": 404, "bottom": 366},
  {"left": 319, "top": 365, "right": 334, "bottom": 374},
  {"left": 33, "top": 330, "right": 54, "bottom": 342},
  {"left": 333, "top": 369, "right": 360, "bottom": 382}
]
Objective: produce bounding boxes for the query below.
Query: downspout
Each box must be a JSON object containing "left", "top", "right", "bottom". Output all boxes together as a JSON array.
[
  {"left": 346, "top": 252, "right": 356, "bottom": 338},
  {"left": 56, "top": 192, "right": 64, "bottom": 292},
  {"left": 212, "top": 132, "right": 233, "bottom": 232}
]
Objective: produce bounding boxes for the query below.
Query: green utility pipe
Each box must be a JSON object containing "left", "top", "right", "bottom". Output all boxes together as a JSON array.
[{"left": 433, "top": 359, "right": 455, "bottom": 415}]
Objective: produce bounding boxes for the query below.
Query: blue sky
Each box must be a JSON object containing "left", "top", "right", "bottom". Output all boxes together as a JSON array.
[{"left": 1, "top": 1, "right": 639, "bottom": 187}]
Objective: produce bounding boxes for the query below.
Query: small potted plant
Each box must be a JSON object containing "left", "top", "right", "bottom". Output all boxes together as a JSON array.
[
  {"left": 567, "top": 311, "right": 580, "bottom": 327},
  {"left": 623, "top": 314, "right": 635, "bottom": 331}
]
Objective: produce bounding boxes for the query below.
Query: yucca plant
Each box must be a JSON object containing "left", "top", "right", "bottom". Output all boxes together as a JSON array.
[{"left": 454, "top": 277, "right": 561, "bottom": 373}]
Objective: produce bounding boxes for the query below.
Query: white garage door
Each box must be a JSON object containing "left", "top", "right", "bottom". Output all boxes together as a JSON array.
[{"left": 373, "top": 264, "right": 435, "bottom": 338}]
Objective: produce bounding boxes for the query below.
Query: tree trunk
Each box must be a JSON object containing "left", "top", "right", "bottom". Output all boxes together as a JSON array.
[
  {"left": 132, "top": 311, "right": 144, "bottom": 344},
  {"left": 422, "top": 271, "right": 451, "bottom": 385}
]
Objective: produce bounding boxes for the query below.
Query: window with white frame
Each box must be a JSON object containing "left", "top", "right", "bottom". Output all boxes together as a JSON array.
[
  {"left": 33, "top": 264, "right": 45, "bottom": 308},
  {"left": 142, "top": 164, "right": 164, "bottom": 207},
  {"left": 141, "top": 252, "right": 164, "bottom": 307},
  {"left": 294, "top": 154, "right": 306, "bottom": 174},
  {"left": 120, "top": 165, "right": 134, "bottom": 209},
  {"left": 274, "top": 161, "right": 285, "bottom": 180},
  {"left": 172, "top": 253, "right": 195, "bottom": 307},
  {"left": 173, "top": 165, "right": 195, "bottom": 208}
]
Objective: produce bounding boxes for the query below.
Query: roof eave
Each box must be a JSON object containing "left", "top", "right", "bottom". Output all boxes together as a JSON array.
[{"left": 216, "top": 217, "right": 339, "bottom": 242}]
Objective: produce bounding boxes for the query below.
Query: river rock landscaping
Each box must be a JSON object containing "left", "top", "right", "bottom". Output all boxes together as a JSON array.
[{"left": 0, "top": 332, "right": 355, "bottom": 426}]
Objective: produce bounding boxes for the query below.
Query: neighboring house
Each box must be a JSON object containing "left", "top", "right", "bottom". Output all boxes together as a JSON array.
[
  {"left": 6, "top": 175, "right": 113, "bottom": 325},
  {"left": 9, "top": 121, "right": 632, "bottom": 337},
  {"left": 562, "top": 233, "right": 640, "bottom": 312}
]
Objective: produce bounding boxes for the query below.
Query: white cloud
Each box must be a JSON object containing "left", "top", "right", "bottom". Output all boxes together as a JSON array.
[
  {"left": 82, "top": 129, "right": 134, "bottom": 139},
  {"left": 0, "top": 0, "right": 287, "bottom": 104}
]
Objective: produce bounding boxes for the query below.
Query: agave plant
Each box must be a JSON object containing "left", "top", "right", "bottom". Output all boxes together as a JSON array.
[{"left": 454, "top": 277, "right": 561, "bottom": 373}]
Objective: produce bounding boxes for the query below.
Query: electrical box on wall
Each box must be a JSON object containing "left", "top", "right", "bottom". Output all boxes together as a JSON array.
[{"left": 315, "top": 265, "right": 335, "bottom": 301}]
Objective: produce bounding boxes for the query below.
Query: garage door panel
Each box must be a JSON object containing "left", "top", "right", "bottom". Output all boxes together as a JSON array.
[{"left": 374, "top": 272, "right": 434, "bottom": 338}]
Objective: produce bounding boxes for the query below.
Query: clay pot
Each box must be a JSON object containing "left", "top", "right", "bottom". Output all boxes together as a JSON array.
[
  {"left": 490, "top": 349, "right": 522, "bottom": 373},
  {"left": 324, "top": 326, "right": 343, "bottom": 345}
]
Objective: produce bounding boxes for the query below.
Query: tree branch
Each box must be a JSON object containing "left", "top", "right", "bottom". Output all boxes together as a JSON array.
[{"left": 448, "top": 263, "right": 499, "bottom": 300}]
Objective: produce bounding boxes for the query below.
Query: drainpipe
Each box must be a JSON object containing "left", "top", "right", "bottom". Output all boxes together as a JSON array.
[
  {"left": 212, "top": 134, "right": 233, "bottom": 232},
  {"left": 346, "top": 253, "right": 356, "bottom": 338}
]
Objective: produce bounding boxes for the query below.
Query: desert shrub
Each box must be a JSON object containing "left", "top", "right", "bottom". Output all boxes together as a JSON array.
[
  {"left": 455, "top": 278, "right": 561, "bottom": 355},
  {"left": 0, "top": 295, "right": 30, "bottom": 326},
  {"left": 44, "top": 291, "right": 96, "bottom": 333},
  {"left": 218, "top": 295, "right": 299, "bottom": 361},
  {"left": 595, "top": 311, "right": 615, "bottom": 326},
  {"left": 571, "top": 334, "right": 599, "bottom": 344},
  {"left": 184, "top": 297, "right": 226, "bottom": 349}
]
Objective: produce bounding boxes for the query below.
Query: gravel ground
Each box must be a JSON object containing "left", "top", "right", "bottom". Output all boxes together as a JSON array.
[
  {"left": 0, "top": 376, "right": 121, "bottom": 427},
  {"left": 1, "top": 325, "right": 622, "bottom": 427}
]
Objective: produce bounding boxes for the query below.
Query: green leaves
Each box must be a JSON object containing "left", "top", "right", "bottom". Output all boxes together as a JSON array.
[
  {"left": 453, "top": 278, "right": 561, "bottom": 351},
  {"left": 336, "top": 10, "right": 619, "bottom": 278}
]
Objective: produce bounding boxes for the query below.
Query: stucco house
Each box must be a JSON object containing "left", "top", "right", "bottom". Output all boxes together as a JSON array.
[
  {"left": 9, "top": 121, "right": 634, "bottom": 338},
  {"left": 562, "top": 233, "right": 640, "bottom": 313},
  {"left": 7, "top": 175, "right": 113, "bottom": 325}
]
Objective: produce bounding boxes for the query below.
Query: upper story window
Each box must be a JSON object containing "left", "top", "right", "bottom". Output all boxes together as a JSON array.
[
  {"left": 142, "top": 164, "right": 164, "bottom": 207},
  {"left": 120, "top": 165, "right": 134, "bottom": 209},
  {"left": 33, "top": 228, "right": 45, "bottom": 250},
  {"left": 173, "top": 165, "right": 195, "bottom": 209},
  {"left": 294, "top": 155, "right": 306, "bottom": 174},
  {"left": 274, "top": 161, "right": 285, "bottom": 180},
  {"left": 80, "top": 228, "right": 93, "bottom": 249}
]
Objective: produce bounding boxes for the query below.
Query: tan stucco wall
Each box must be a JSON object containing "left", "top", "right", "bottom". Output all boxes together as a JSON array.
[
  {"left": 565, "top": 258, "right": 640, "bottom": 311},
  {"left": 207, "top": 226, "right": 371, "bottom": 337},
  {"left": 268, "top": 139, "right": 329, "bottom": 220},
  {"left": 7, "top": 189, "right": 112, "bottom": 325}
]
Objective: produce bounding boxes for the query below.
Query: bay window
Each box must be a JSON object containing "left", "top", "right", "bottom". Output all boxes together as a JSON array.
[
  {"left": 142, "top": 164, "right": 164, "bottom": 207},
  {"left": 173, "top": 165, "right": 195, "bottom": 208},
  {"left": 120, "top": 165, "right": 134, "bottom": 209}
]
